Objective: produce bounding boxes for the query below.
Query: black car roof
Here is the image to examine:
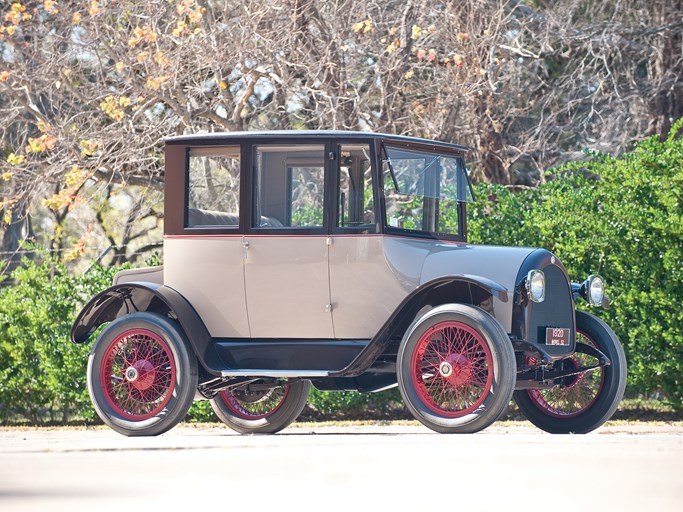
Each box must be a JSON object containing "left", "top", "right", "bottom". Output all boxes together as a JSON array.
[{"left": 165, "top": 130, "right": 468, "bottom": 152}]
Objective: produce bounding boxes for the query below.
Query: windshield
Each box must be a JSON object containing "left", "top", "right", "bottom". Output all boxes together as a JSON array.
[{"left": 382, "top": 145, "right": 473, "bottom": 237}]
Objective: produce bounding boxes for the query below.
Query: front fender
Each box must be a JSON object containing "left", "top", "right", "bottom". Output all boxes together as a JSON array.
[
  {"left": 71, "top": 282, "right": 220, "bottom": 375},
  {"left": 329, "top": 275, "right": 509, "bottom": 378}
]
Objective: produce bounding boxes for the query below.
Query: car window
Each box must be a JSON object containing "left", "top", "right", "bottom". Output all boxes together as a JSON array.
[
  {"left": 338, "top": 144, "right": 375, "bottom": 230},
  {"left": 253, "top": 144, "right": 325, "bottom": 228},
  {"left": 382, "top": 146, "right": 470, "bottom": 236},
  {"left": 186, "top": 146, "right": 240, "bottom": 227}
]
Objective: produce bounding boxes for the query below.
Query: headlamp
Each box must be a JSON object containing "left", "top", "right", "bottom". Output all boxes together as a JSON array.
[{"left": 526, "top": 270, "right": 545, "bottom": 303}]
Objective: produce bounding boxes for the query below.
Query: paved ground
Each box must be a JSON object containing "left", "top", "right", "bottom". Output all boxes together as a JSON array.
[{"left": 1, "top": 423, "right": 682, "bottom": 512}]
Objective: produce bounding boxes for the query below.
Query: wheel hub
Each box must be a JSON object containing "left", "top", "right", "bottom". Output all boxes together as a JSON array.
[
  {"left": 558, "top": 358, "right": 581, "bottom": 389},
  {"left": 124, "top": 360, "right": 156, "bottom": 391},
  {"left": 231, "top": 387, "right": 273, "bottom": 404},
  {"left": 439, "top": 353, "right": 474, "bottom": 387},
  {"left": 439, "top": 362, "right": 453, "bottom": 377},
  {"left": 125, "top": 366, "right": 139, "bottom": 381}
]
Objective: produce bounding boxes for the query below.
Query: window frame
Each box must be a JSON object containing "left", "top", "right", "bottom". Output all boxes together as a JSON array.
[
  {"left": 184, "top": 145, "right": 242, "bottom": 231},
  {"left": 379, "top": 140, "right": 469, "bottom": 242},
  {"left": 165, "top": 134, "right": 468, "bottom": 241},
  {"left": 332, "top": 141, "right": 380, "bottom": 235},
  {"left": 245, "top": 140, "right": 333, "bottom": 236}
]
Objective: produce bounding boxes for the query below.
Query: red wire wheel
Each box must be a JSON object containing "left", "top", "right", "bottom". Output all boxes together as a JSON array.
[
  {"left": 220, "top": 384, "right": 290, "bottom": 420},
  {"left": 526, "top": 330, "right": 604, "bottom": 418},
  {"left": 411, "top": 321, "right": 494, "bottom": 418},
  {"left": 100, "top": 328, "right": 177, "bottom": 421}
]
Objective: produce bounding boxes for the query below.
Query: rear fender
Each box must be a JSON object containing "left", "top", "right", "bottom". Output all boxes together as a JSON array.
[{"left": 71, "top": 282, "right": 220, "bottom": 375}]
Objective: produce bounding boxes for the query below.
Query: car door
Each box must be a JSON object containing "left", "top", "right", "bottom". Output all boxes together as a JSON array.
[
  {"left": 328, "top": 142, "right": 407, "bottom": 339},
  {"left": 243, "top": 142, "right": 334, "bottom": 339},
  {"left": 164, "top": 144, "right": 250, "bottom": 339}
]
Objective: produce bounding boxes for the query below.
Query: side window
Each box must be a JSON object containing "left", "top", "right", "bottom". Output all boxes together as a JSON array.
[
  {"left": 253, "top": 145, "right": 325, "bottom": 228},
  {"left": 338, "top": 144, "right": 375, "bottom": 229},
  {"left": 187, "top": 146, "right": 240, "bottom": 227},
  {"left": 382, "top": 145, "right": 468, "bottom": 237},
  {"left": 382, "top": 151, "right": 426, "bottom": 231}
]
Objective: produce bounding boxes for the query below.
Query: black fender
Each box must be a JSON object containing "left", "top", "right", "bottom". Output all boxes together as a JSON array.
[
  {"left": 329, "top": 274, "right": 509, "bottom": 378},
  {"left": 70, "top": 282, "right": 222, "bottom": 375}
]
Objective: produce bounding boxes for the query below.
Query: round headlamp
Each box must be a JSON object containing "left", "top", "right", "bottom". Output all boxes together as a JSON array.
[
  {"left": 526, "top": 270, "right": 545, "bottom": 303},
  {"left": 586, "top": 274, "right": 605, "bottom": 306}
]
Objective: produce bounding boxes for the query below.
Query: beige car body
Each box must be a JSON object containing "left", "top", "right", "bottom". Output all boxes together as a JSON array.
[{"left": 117, "top": 237, "right": 535, "bottom": 340}]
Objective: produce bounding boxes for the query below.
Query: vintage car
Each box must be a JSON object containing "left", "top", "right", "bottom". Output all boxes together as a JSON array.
[{"left": 71, "top": 131, "right": 627, "bottom": 436}]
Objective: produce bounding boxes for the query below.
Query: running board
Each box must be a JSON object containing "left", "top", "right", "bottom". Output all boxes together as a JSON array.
[{"left": 220, "top": 369, "right": 331, "bottom": 378}]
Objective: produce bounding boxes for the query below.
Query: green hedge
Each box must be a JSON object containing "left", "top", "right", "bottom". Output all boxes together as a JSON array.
[
  {"left": 0, "top": 257, "right": 117, "bottom": 423},
  {"left": 0, "top": 121, "right": 681, "bottom": 424},
  {"left": 467, "top": 120, "right": 683, "bottom": 406}
]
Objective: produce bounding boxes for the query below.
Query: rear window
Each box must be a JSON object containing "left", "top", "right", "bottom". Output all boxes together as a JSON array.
[{"left": 187, "top": 146, "right": 241, "bottom": 227}]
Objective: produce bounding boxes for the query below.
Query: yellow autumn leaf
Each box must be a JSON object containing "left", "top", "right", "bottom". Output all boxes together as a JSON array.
[
  {"left": 154, "top": 51, "right": 170, "bottom": 67},
  {"left": 25, "top": 134, "right": 57, "bottom": 154},
  {"left": 219, "top": 81, "right": 227, "bottom": 89},
  {"left": 80, "top": 139, "right": 100, "bottom": 158},
  {"left": 43, "top": 0, "right": 58, "bottom": 15},
  {"left": 6, "top": 152, "right": 26, "bottom": 165}
]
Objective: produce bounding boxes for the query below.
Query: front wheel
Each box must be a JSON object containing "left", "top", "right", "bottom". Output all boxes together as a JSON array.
[
  {"left": 397, "top": 304, "right": 516, "bottom": 433},
  {"left": 514, "top": 310, "right": 627, "bottom": 434},
  {"left": 210, "top": 380, "right": 310, "bottom": 434},
  {"left": 87, "top": 312, "right": 198, "bottom": 437}
]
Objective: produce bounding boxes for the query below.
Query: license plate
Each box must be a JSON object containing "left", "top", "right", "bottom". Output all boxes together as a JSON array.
[{"left": 546, "top": 327, "right": 571, "bottom": 346}]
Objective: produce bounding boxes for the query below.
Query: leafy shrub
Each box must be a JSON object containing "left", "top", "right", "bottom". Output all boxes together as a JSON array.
[
  {"left": 468, "top": 120, "right": 683, "bottom": 407},
  {"left": 0, "top": 256, "right": 118, "bottom": 423}
]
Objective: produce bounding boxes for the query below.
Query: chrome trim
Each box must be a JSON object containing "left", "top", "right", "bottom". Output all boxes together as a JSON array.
[{"left": 220, "top": 369, "right": 331, "bottom": 378}]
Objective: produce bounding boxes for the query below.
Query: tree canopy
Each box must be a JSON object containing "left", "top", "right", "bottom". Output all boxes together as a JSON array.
[{"left": 0, "top": 0, "right": 681, "bottom": 269}]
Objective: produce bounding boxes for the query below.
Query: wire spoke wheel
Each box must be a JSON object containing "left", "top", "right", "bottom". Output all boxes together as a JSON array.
[
  {"left": 220, "top": 384, "right": 290, "bottom": 420},
  {"left": 397, "top": 305, "right": 516, "bottom": 433},
  {"left": 513, "top": 310, "right": 626, "bottom": 434},
  {"left": 526, "top": 332, "right": 603, "bottom": 418},
  {"left": 101, "top": 328, "right": 176, "bottom": 421},
  {"left": 210, "top": 379, "right": 310, "bottom": 434},
  {"left": 88, "top": 313, "right": 197, "bottom": 437},
  {"left": 412, "top": 321, "right": 494, "bottom": 417}
]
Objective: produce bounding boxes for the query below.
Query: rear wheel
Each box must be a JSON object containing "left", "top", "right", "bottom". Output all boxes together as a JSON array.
[
  {"left": 397, "top": 304, "right": 516, "bottom": 433},
  {"left": 87, "top": 312, "right": 198, "bottom": 436},
  {"left": 514, "top": 310, "right": 627, "bottom": 434},
  {"left": 210, "top": 380, "right": 310, "bottom": 434}
]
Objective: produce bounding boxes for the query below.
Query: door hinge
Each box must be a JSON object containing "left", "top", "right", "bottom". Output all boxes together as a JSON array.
[
  {"left": 326, "top": 237, "right": 332, "bottom": 246},
  {"left": 325, "top": 304, "right": 333, "bottom": 313},
  {"left": 328, "top": 151, "right": 336, "bottom": 161}
]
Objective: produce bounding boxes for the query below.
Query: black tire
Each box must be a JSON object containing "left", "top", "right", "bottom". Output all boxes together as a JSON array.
[
  {"left": 514, "top": 310, "right": 627, "bottom": 434},
  {"left": 210, "top": 380, "right": 310, "bottom": 434},
  {"left": 397, "top": 304, "right": 516, "bottom": 433},
  {"left": 87, "top": 312, "right": 198, "bottom": 437}
]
